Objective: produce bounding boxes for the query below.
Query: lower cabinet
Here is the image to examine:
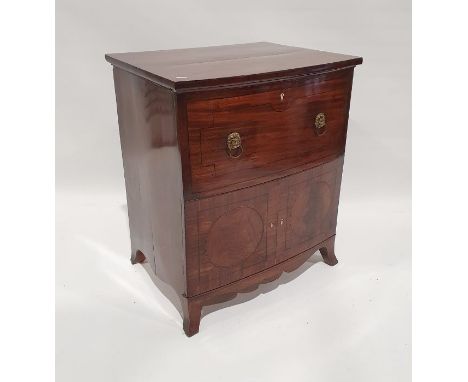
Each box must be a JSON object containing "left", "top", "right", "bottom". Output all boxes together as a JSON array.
[{"left": 185, "top": 156, "right": 344, "bottom": 296}]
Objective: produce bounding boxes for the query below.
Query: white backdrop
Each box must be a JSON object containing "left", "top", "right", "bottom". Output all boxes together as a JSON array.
[{"left": 56, "top": 1, "right": 411, "bottom": 381}]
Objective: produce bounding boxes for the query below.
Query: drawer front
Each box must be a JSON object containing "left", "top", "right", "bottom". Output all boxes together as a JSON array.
[{"left": 187, "top": 69, "right": 353, "bottom": 194}]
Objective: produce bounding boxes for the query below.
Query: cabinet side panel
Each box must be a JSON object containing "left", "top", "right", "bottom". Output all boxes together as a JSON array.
[
  {"left": 113, "top": 68, "right": 186, "bottom": 295},
  {"left": 113, "top": 68, "right": 154, "bottom": 268}
]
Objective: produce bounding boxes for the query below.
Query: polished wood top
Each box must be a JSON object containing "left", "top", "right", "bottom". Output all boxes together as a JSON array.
[{"left": 105, "top": 42, "right": 362, "bottom": 91}]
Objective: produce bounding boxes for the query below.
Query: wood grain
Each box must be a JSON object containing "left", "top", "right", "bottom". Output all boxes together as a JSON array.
[
  {"left": 113, "top": 67, "right": 187, "bottom": 296},
  {"left": 105, "top": 42, "right": 362, "bottom": 91},
  {"left": 184, "top": 156, "right": 344, "bottom": 296},
  {"left": 107, "top": 42, "right": 362, "bottom": 336},
  {"left": 182, "top": 235, "right": 338, "bottom": 336},
  {"left": 186, "top": 69, "right": 353, "bottom": 194}
]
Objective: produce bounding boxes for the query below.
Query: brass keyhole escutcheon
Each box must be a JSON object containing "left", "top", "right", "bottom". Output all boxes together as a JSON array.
[{"left": 227, "top": 132, "right": 243, "bottom": 158}]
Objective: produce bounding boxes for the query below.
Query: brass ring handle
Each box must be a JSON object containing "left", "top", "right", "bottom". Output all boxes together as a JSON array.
[
  {"left": 314, "top": 112, "right": 327, "bottom": 136},
  {"left": 226, "top": 132, "right": 243, "bottom": 158}
]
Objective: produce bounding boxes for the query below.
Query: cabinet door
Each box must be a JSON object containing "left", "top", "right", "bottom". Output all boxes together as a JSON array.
[
  {"left": 276, "top": 157, "right": 344, "bottom": 263},
  {"left": 185, "top": 180, "right": 280, "bottom": 296}
]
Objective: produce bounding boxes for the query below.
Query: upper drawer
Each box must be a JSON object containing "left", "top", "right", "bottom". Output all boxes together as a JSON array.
[{"left": 187, "top": 69, "right": 353, "bottom": 194}]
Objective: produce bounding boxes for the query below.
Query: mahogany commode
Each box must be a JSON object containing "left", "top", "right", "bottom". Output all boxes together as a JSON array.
[{"left": 105, "top": 42, "right": 362, "bottom": 336}]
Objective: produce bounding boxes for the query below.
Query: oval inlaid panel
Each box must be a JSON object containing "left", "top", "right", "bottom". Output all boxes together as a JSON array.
[{"left": 206, "top": 206, "right": 264, "bottom": 268}]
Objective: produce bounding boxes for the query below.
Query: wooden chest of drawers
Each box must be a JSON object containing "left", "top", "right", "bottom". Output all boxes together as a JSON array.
[{"left": 105, "top": 42, "right": 362, "bottom": 336}]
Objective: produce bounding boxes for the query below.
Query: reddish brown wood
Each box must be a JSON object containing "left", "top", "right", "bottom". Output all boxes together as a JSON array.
[
  {"left": 185, "top": 176, "right": 277, "bottom": 296},
  {"left": 182, "top": 235, "right": 338, "bottom": 336},
  {"left": 181, "top": 298, "right": 202, "bottom": 337},
  {"left": 184, "top": 156, "right": 344, "bottom": 296},
  {"left": 279, "top": 157, "right": 344, "bottom": 262},
  {"left": 130, "top": 250, "right": 146, "bottom": 265},
  {"left": 320, "top": 236, "right": 338, "bottom": 266},
  {"left": 112, "top": 67, "right": 187, "bottom": 296},
  {"left": 105, "top": 42, "right": 362, "bottom": 91},
  {"left": 186, "top": 69, "right": 353, "bottom": 194},
  {"left": 107, "top": 43, "right": 362, "bottom": 336}
]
